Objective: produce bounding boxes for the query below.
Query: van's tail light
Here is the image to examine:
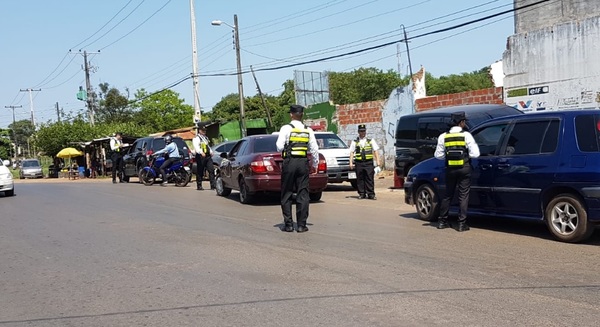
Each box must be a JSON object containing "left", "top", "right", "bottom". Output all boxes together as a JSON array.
[
  {"left": 250, "top": 158, "right": 274, "bottom": 174},
  {"left": 318, "top": 158, "right": 327, "bottom": 173}
]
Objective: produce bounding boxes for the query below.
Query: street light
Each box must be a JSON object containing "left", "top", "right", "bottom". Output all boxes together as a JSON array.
[{"left": 212, "top": 14, "right": 247, "bottom": 138}]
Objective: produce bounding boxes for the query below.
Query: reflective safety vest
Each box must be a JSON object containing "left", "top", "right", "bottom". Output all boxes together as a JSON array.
[
  {"left": 354, "top": 138, "right": 373, "bottom": 161},
  {"left": 444, "top": 132, "right": 468, "bottom": 167},
  {"left": 284, "top": 123, "right": 310, "bottom": 158},
  {"left": 111, "top": 137, "right": 121, "bottom": 152},
  {"left": 197, "top": 135, "right": 210, "bottom": 155}
]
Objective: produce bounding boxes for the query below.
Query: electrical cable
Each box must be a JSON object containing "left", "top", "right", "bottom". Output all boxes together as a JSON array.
[
  {"left": 32, "top": 51, "right": 71, "bottom": 88},
  {"left": 70, "top": 0, "right": 135, "bottom": 50},
  {"left": 99, "top": 0, "right": 173, "bottom": 51}
]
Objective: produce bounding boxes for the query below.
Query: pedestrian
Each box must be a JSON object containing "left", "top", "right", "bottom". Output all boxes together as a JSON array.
[
  {"left": 110, "top": 132, "right": 127, "bottom": 184},
  {"left": 434, "top": 111, "right": 480, "bottom": 231},
  {"left": 349, "top": 124, "right": 382, "bottom": 200},
  {"left": 193, "top": 124, "right": 215, "bottom": 191},
  {"left": 275, "top": 104, "right": 320, "bottom": 233}
]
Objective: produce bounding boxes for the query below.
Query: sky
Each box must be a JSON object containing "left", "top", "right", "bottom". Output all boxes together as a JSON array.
[{"left": 0, "top": 0, "right": 518, "bottom": 129}]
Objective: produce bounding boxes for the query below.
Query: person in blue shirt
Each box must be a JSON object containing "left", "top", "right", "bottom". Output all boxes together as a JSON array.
[{"left": 152, "top": 135, "right": 181, "bottom": 186}]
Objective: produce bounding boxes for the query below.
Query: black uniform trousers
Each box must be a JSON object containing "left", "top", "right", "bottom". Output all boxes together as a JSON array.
[
  {"left": 281, "top": 157, "right": 310, "bottom": 228},
  {"left": 439, "top": 165, "right": 471, "bottom": 223},
  {"left": 196, "top": 153, "right": 215, "bottom": 189},
  {"left": 111, "top": 152, "right": 124, "bottom": 182},
  {"left": 355, "top": 160, "right": 375, "bottom": 197}
]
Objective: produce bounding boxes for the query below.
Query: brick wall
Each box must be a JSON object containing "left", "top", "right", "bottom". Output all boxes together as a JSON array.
[
  {"left": 415, "top": 87, "right": 504, "bottom": 112},
  {"left": 336, "top": 100, "right": 387, "bottom": 163}
]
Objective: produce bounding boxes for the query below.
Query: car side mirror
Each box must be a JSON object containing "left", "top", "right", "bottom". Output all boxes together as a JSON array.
[
  {"left": 136, "top": 147, "right": 142, "bottom": 151},
  {"left": 220, "top": 152, "right": 228, "bottom": 158}
]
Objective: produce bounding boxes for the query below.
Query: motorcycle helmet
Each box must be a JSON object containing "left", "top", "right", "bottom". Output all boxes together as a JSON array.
[{"left": 164, "top": 135, "right": 173, "bottom": 144}]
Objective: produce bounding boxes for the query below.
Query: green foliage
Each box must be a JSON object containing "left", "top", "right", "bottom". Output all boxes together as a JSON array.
[
  {"left": 0, "top": 129, "right": 11, "bottom": 159},
  {"left": 329, "top": 67, "right": 407, "bottom": 104},
  {"left": 131, "top": 89, "right": 195, "bottom": 131},
  {"left": 96, "top": 83, "right": 132, "bottom": 124},
  {"left": 425, "top": 67, "right": 494, "bottom": 95},
  {"left": 9, "top": 119, "right": 35, "bottom": 147}
]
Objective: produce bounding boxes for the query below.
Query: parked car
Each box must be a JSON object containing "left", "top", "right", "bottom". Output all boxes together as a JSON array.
[
  {"left": 215, "top": 134, "right": 328, "bottom": 204},
  {"left": 122, "top": 136, "right": 192, "bottom": 182},
  {"left": 19, "top": 159, "right": 43, "bottom": 179},
  {"left": 314, "top": 132, "right": 356, "bottom": 188},
  {"left": 395, "top": 104, "right": 523, "bottom": 180},
  {"left": 211, "top": 140, "right": 237, "bottom": 167},
  {"left": 0, "top": 159, "right": 15, "bottom": 196},
  {"left": 404, "top": 109, "right": 600, "bottom": 243}
]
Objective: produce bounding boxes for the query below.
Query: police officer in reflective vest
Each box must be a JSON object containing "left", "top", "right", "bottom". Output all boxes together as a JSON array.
[
  {"left": 193, "top": 124, "right": 215, "bottom": 191},
  {"left": 349, "top": 124, "right": 381, "bottom": 200},
  {"left": 434, "top": 111, "right": 480, "bottom": 231},
  {"left": 276, "top": 104, "right": 320, "bottom": 233},
  {"left": 110, "top": 132, "right": 127, "bottom": 184}
]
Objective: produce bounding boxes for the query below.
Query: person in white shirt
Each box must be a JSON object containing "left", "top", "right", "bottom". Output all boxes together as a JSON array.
[
  {"left": 275, "top": 104, "right": 319, "bottom": 233},
  {"left": 434, "top": 111, "right": 480, "bottom": 232},
  {"left": 349, "top": 124, "right": 382, "bottom": 200},
  {"left": 109, "top": 132, "right": 128, "bottom": 184},
  {"left": 192, "top": 125, "right": 215, "bottom": 191}
]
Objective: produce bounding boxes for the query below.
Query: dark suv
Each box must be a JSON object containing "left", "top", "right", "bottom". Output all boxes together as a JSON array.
[
  {"left": 122, "top": 136, "right": 191, "bottom": 182},
  {"left": 404, "top": 109, "right": 600, "bottom": 243},
  {"left": 395, "top": 104, "right": 523, "bottom": 180}
]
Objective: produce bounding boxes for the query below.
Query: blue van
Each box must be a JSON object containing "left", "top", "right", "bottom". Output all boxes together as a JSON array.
[{"left": 404, "top": 109, "right": 600, "bottom": 243}]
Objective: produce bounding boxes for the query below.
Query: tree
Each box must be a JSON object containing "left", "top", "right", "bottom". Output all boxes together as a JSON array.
[
  {"left": 96, "top": 82, "right": 132, "bottom": 124},
  {"left": 0, "top": 129, "right": 11, "bottom": 159},
  {"left": 329, "top": 68, "right": 407, "bottom": 104},
  {"left": 8, "top": 119, "right": 35, "bottom": 150},
  {"left": 426, "top": 67, "right": 493, "bottom": 95},
  {"left": 131, "top": 89, "right": 195, "bottom": 131}
]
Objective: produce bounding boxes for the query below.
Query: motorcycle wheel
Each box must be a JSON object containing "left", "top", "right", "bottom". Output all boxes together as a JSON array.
[
  {"left": 140, "top": 170, "right": 155, "bottom": 186},
  {"left": 175, "top": 169, "right": 189, "bottom": 187}
]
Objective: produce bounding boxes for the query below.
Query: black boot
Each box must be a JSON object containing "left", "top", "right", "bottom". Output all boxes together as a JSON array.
[
  {"left": 437, "top": 219, "right": 449, "bottom": 229},
  {"left": 457, "top": 222, "right": 470, "bottom": 232}
]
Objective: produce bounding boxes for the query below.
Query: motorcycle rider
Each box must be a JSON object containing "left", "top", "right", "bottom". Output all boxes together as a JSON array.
[{"left": 152, "top": 135, "right": 181, "bottom": 186}]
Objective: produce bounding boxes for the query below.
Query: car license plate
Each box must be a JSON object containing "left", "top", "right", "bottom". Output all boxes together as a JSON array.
[
  {"left": 184, "top": 166, "right": 191, "bottom": 171},
  {"left": 348, "top": 172, "right": 356, "bottom": 179}
]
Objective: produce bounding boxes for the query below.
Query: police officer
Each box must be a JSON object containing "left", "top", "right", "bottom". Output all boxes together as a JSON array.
[
  {"left": 434, "top": 111, "right": 480, "bottom": 231},
  {"left": 110, "top": 132, "right": 128, "bottom": 184},
  {"left": 193, "top": 125, "right": 215, "bottom": 191},
  {"left": 349, "top": 124, "right": 381, "bottom": 200},
  {"left": 276, "top": 104, "right": 320, "bottom": 233}
]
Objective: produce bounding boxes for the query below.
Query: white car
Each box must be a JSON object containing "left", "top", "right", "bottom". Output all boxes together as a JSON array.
[
  {"left": 314, "top": 132, "right": 356, "bottom": 189},
  {"left": 0, "top": 159, "right": 15, "bottom": 197}
]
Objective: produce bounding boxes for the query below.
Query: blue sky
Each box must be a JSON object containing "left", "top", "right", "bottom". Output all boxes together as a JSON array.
[{"left": 0, "top": 0, "right": 517, "bottom": 129}]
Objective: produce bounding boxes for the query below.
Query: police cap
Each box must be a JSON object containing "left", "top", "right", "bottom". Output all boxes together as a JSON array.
[
  {"left": 451, "top": 111, "right": 467, "bottom": 124},
  {"left": 358, "top": 124, "right": 366, "bottom": 131},
  {"left": 289, "top": 104, "right": 305, "bottom": 114}
]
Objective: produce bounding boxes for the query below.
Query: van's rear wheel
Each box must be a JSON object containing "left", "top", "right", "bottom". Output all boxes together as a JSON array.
[{"left": 545, "top": 194, "right": 593, "bottom": 243}]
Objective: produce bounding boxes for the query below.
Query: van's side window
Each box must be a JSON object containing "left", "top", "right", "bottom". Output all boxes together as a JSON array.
[
  {"left": 575, "top": 114, "right": 600, "bottom": 152},
  {"left": 505, "top": 120, "right": 557, "bottom": 155},
  {"left": 396, "top": 116, "right": 417, "bottom": 140},
  {"left": 472, "top": 124, "right": 507, "bottom": 156},
  {"left": 417, "top": 121, "right": 448, "bottom": 141}
]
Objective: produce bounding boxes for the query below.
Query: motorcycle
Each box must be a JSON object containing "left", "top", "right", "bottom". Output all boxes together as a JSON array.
[{"left": 139, "top": 154, "right": 190, "bottom": 187}]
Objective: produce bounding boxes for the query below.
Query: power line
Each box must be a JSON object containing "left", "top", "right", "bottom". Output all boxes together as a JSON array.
[{"left": 70, "top": 0, "right": 136, "bottom": 50}]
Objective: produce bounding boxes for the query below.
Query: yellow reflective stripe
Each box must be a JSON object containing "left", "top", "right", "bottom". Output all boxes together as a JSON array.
[
  {"left": 445, "top": 141, "right": 466, "bottom": 147},
  {"left": 289, "top": 136, "right": 309, "bottom": 142},
  {"left": 447, "top": 159, "right": 464, "bottom": 166}
]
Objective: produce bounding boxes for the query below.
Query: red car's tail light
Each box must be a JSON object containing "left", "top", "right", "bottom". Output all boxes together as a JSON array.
[
  {"left": 251, "top": 159, "right": 274, "bottom": 173},
  {"left": 318, "top": 158, "right": 327, "bottom": 173}
]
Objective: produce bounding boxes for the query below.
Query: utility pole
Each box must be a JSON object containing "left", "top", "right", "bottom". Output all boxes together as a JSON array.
[
  {"left": 400, "top": 24, "right": 414, "bottom": 80},
  {"left": 233, "top": 14, "right": 246, "bottom": 137},
  {"left": 55, "top": 102, "right": 61, "bottom": 122},
  {"left": 4, "top": 105, "right": 22, "bottom": 161},
  {"left": 83, "top": 51, "right": 95, "bottom": 126},
  {"left": 19, "top": 88, "right": 41, "bottom": 126},
  {"left": 189, "top": 0, "right": 201, "bottom": 125},
  {"left": 250, "top": 66, "right": 272, "bottom": 129}
]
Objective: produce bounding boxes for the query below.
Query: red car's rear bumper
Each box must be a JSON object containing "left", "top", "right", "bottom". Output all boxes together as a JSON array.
[{"left": 245, "top": 173, "right": 328, "bottom": 193}]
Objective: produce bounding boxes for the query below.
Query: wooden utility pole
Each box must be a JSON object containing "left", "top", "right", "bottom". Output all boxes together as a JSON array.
[
  {"left": 4, "top": 105, "right": 22, "bottom": 161},
  {"left": 250, "top": 66, "right": 272, "bottom": 129},
  {"left": 83, "top": 51, "right": 95, "bottom": 126}
]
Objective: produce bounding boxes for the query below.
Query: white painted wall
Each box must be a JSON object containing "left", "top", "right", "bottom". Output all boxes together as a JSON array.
[{"left": 503, "top": 16, "right": 600, "bottom": 111}]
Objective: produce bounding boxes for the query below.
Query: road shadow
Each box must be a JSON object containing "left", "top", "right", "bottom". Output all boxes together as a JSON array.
[
  {"left": 398, "top": 212, "right": 600, "bottom": 245},
  {"left": 325, "top": 184, "right": 355, "bottom": 192},
  {"left": 217, "top": 192, "right": 325, "bottom": 207},
  {"left": 272, "top": 222, "right": 315, "bottom": 232}
]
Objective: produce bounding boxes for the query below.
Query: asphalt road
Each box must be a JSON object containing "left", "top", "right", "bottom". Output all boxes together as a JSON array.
[{"left": 1, "top": 179, "right": 599, "bottom": 326}]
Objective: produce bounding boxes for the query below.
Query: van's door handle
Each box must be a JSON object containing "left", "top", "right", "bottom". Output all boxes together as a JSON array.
[
  {"left": 480, "top": 164, "right": 492, "bottom": 170},
  {"left": 497, "top": 163, "right": 510, "bottom": 170}
]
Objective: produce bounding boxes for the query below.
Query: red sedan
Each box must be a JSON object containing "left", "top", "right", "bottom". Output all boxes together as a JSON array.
[{"left": 215, "top": 134, "right": 328, "bottom": 204}]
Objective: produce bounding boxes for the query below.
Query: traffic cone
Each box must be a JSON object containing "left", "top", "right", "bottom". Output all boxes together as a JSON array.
[{"left": 393, "top": 170, "right": 404, "bottom": 189}]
